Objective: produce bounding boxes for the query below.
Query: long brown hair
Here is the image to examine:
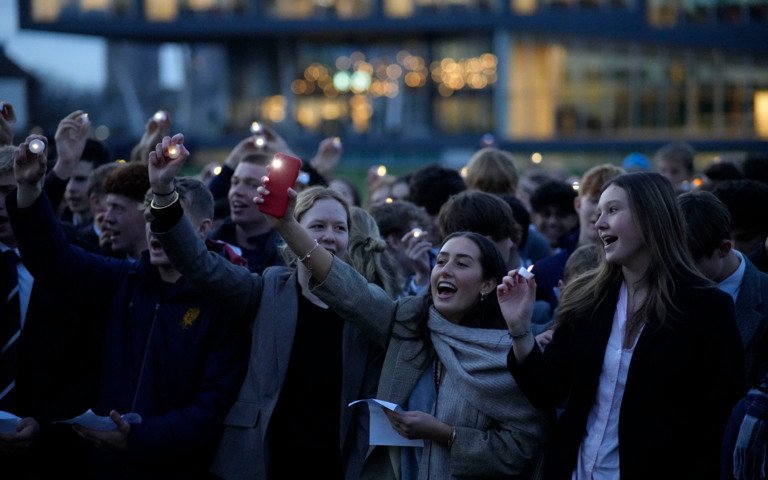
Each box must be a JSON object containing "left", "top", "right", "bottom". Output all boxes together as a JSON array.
[{"left": 556, "top": 172, "right": 710, "bottom": 338}]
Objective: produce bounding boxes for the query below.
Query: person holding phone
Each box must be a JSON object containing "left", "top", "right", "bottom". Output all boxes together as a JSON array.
[
  {"left": 501, "top": 172, "right": 745, "bottom": 479},
  {"left": 147, "top": 134, "right": 384, "bottom": 480}
]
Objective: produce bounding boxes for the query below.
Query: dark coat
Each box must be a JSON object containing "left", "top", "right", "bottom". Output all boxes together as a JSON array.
[
  {"left": 8, "top": 192, "right": 249, "bottom": 479},
  {"left": 508, "top": 276, "right": 745, "bottom": 480}
]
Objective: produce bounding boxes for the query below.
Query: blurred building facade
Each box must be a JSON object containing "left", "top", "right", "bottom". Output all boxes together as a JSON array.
[{"left": 16, "top": 0, "right": 768, "bottom": 171}]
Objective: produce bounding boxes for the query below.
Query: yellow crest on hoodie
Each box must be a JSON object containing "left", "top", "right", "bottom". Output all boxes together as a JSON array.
[{"left": 181, "top": 308, "right": 200, "bottom": 329}]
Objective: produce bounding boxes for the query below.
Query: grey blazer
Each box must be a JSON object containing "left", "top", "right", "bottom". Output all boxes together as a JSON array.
[
  {"left": 155, "top": 215, "right": 386, "bottom": 480},
  {"left": 734, "top": 256, "right": 768, "bottom": 386}
]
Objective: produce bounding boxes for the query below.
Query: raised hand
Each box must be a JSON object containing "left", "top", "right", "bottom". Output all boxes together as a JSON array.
[
  {"left": 147, "top": 133, "right": 189, "bottom": 195},
  {"left": 258, "top": 123, "right": 295, "bottom": 157},
  {"left": 15, "top": 135, "right": 48, "bottom": 187},
  {"left": 0, "top": 101, "right": 17, "bottom": 146},
  {"left": 401, "top": 228, "right": 432, "bottom": 287},
  {"left": 497, "top": 270, "right": 537, "bottom": 336},
  {"left": 223, "top": 136, "right": 269, "bottom": 170},
  {"left": 52, "top": 110, "right": 90, "bottom": 179},
  {"left": 310, "top": 136, "right": 342, "bottom": 177},
  {"left": 130, "top": 110, "right": 172, "bottom": 163},
  {"left": 254, "top": 179, "right": 299, "bottom": 230}
]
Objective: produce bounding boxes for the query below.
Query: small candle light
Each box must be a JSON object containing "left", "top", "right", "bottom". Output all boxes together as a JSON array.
[
  {"left": 166, "top": 144, "right": 181, "bottom": 159},
  {"left": 376, "top": 165, "right": 387, "bottom": 177},
  {"left": 332, "top": 136, "right": 342, "bottom": 148},
  {"left": 250, "top": 121, "right": 262, "bottom": 135},
  {"left": 410, "top": 228, "right": 425, "bottom": 239},
  {"left": 518, "top": 265, "right": 534, "bottom": 280},
  {"left": 29, "top": 139, "right": 45, "bottom": 154},
  {"left": 254, "top": 135, "right": 266, "bottom": 148},
  {"left": 81, "top": 112, "right": 89, "bottom": 122},
  {"left": 153, "top": 111, "right": 167, "bottom": 122}
]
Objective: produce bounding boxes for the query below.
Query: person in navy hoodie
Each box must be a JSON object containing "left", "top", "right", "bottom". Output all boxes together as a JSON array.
[{"left": 7, "top": 134, "right": 249, "bottom": 480}]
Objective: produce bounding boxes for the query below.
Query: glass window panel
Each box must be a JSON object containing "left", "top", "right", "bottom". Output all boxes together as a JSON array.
[
  {"left": 384, "top": 0, "right": 502, "bottom": 17},
  {"left": 432, "top": 37, "right": 496, "bottom": 134},
  {"left": 553, "top": 42, "right": 608, "bottom": 136},
  {"left": 145, "top": 0, "right": 179, "bottom": 21},
  {"left": 683, "top": 0, "right": 715, "bottom": 23},
  {"left": 510, "top": 0, "right": 538, "bottom": 14},
  {"left": 32, "top": 0, "right": 70, "bottom": 21},
  {"left": 268, "top": 0, "right": 373, "bottom": 19},
  {"left": 508, "top": 39, "right": 560, "bottom": 139},
  {"left": 756, "top": 90, "right": 768, "bottom": 138},
  {"left": 647, "top": 0, "right": 678, "bottom": 26},
  {"left": 80, "top": 0, "right": 110, "bottom": 10},
  {"left": 288, "top": 42, "right": 432, "bottom": 136}
]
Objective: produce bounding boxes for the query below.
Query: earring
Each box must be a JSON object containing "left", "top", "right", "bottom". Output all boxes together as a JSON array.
[{"left": 480, "top": 292, "right": 487, "bottom": 302}]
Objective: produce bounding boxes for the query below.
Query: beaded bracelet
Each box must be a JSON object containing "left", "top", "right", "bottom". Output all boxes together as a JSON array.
[
  {"left": 509, "top": 330, "right": 531, "bottom": 340},
  {"left": 297, "top": 239, "right": 320, "bottom": 264}
]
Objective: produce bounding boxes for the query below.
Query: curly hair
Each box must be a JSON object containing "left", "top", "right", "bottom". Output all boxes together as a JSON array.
[{"left": 103, "top": 162, "right": 150, "bottom": 203}]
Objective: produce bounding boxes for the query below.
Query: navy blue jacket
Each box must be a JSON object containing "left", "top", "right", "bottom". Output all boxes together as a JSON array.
[{"left": 8, "top": 192, "right": 249, "bottom": 479}]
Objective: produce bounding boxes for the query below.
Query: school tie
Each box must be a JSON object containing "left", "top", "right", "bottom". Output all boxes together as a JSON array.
[{"left": 0, "top": 250, "right": 21, "bottom": 411}]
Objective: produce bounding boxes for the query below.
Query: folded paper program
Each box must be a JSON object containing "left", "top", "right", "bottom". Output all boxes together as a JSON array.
[
  {"left": 0, "top": 410, "right": 21, "bottom": 434},
  {"left": 55, "top": 409, "right": 142, "bottom": 431},
  {"left": 348, "top": 399, "right": 424, "bottom": 447}
]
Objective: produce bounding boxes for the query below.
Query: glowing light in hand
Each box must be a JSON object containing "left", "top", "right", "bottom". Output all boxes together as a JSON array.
[
  {"left": 29, "top": 139, "right": 45, "bottom": 154},
  {"left": 167, "top": 145, "right": 181, "bottom": 159}
]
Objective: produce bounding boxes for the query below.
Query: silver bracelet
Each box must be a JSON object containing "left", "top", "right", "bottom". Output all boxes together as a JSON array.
[
  {"left": 150, "top": 190, "right": 180, "bottom": 210},
  {"left": 297, "top": 239, "right": 320, "bottom": 264}
]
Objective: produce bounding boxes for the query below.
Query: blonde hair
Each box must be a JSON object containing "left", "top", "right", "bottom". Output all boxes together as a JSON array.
[
  {"left": 280, "top": 186, "right": 351, "bottom": 265},
  {"left": 465, "top": 147, "right": 519, "bottom": 195},
  {"left": 348, "top": 206, "right": 401, "bottom": 299}
]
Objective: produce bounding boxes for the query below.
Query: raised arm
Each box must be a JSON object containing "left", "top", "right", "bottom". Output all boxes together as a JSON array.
[
  {"left": 497, "top": 269, "right": 538, "bottom": 363},
  {"left": 0, "top": 101, "right": 17, "bottom": 146},
  {"left": 256, "top": 180, "right": 334, "bottom": 282},
  {"left": 129, "top": 110, "right": 172, "bottom": 163},
  {"left": 50, "top": 110, "right": 90, "bottom": 181},
  {"left": 148, "top": 135, "right": 263, "bottom": 317},
  {"left": 11, "top": 135, "right": 127, "bottom": 299}
]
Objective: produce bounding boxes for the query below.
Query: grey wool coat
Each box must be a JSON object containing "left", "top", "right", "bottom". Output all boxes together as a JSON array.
[
  {"left": 310, "top": 256, "right": 553, "bottom": 479},
  {"left": 154, "top": 214, "right": 384, "bottom": 480}
]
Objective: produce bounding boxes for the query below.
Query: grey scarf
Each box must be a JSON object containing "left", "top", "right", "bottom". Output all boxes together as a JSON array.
[{"left": 428, "top": 306, "right": 548, "bottom": 434}]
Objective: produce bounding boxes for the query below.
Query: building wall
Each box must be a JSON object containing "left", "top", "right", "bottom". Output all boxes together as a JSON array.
[{"left": 16, "top": 0, "right": 768, "bottom": 171}]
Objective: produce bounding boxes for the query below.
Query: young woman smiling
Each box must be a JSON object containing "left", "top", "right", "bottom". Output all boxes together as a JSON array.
[{"left": 500, "top": 172, "right": 745, "bottom": 480}]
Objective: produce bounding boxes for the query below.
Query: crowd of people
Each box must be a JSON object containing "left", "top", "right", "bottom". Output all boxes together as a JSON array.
[{"left": 0, "top": 99, "right": 767, "bottom": 480}]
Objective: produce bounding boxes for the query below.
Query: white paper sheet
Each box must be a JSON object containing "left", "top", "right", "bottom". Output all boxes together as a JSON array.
[
  {"left": 0, "top": 410, "right": 21, "bottom": 434},
  {"left": 348, "top": 399, "right": 424, "bottom": 447},
  {"left": 54, "top": 409, "right": 142, "bottom": 431}
]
